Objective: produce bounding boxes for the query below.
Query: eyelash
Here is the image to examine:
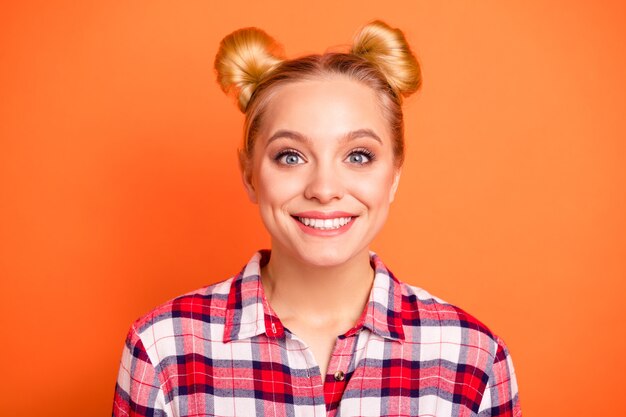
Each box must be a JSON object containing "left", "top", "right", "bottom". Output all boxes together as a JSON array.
[
  {"left": 349, "top": 148, "right": 376, "bottom": 164},
  {"left": 273, "top": 149, "right": 305, "bottom": 165},
  {"left": 272, "top": 148, "right": 377, "bottom": 165}
]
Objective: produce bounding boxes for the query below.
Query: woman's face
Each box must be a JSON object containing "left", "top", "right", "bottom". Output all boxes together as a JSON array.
[{"left": 243, "top": 76, "right": 401, "bottom": 267}]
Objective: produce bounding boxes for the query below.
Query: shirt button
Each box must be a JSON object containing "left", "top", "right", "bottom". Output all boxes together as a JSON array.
[{"left": 334, "top": 370, "right": 345, "bottom": 381}]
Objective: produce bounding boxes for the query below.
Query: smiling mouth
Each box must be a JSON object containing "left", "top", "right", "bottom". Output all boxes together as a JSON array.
[{"left": 293, "top": 216, "right": 355, "bottom": 230}]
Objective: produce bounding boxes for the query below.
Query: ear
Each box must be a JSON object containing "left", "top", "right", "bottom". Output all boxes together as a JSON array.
[
  {"left": 389, "top": 169, "right": 401, "bottom": 203},
  {"left": 240, "top": 153, "right": 258, "bottom": 204}
]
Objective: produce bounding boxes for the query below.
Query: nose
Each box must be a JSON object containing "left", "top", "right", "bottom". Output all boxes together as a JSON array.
[{"left": 303, "top": 161, "right": 344, "bottom": 203}]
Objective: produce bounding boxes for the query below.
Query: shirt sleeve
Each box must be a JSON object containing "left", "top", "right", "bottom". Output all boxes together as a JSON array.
[
  {"left": 112, "top": 325, "right": 169, "bottom": 417},
  {"left": 478, "top": 335, "right": 522, "bottom": 417}
]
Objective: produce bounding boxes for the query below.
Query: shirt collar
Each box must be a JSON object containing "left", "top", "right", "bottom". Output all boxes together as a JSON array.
[
  {"left": 223, "top": 250, "right": 406, "bottom": 343},
  {"left": 354, "top": 251, "right": 406, "bottom": 341}
]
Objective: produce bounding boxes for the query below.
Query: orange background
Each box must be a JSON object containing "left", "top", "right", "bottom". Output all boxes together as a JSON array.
[{"left": 1, "top": 1, "right": 625, "bottom": 416}]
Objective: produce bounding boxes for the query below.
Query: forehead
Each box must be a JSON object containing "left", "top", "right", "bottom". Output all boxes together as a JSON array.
[{"left": 258, "top": 77, "right": 391, "bottom": 141}]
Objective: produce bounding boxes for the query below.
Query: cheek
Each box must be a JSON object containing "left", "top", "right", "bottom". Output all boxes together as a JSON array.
[
  {"left": 255, "top": 164, "right": 304, "bottom": 207},
  {"left": 350, "top": 168, "right": 397, "bottom": 208}
]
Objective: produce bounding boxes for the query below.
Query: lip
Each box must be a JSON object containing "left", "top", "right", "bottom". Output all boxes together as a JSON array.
[
  {"left": 291, "top": 210, "right": 357, "bottom": 219},
  {"left": 291, "top": 211, "right": 357, "bottom": 237}
]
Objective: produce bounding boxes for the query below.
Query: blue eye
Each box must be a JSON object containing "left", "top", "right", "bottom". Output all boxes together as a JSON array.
[
  {"left": 346, "top": 149, "right": 375, "bottom": 165},
  {"left": 275, "top": 150, "right": 305, "bottom": 165}
]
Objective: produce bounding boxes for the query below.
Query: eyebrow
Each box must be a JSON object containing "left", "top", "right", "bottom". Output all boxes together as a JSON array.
[{"left": 266, "top": 128, "right": 383, "bottom": 145}]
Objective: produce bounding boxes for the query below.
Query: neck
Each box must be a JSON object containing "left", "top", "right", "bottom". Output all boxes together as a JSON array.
[{"left": 261, "top": 244, "right": 374, "bottom": 325}]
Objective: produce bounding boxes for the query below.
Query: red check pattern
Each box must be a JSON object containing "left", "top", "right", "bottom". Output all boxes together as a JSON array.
[{"left": 113, "top": 250, "right": 521, "bottom": 416}]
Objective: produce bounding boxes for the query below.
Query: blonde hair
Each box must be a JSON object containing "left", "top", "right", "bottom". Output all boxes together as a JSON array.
[{"left": 214, "top": 20, "right": 421, "bottom": 167}]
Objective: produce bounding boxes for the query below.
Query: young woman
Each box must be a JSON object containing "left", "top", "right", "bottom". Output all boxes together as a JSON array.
[{"left": 113, "top": 20, "right": 521, "bottom": 417}]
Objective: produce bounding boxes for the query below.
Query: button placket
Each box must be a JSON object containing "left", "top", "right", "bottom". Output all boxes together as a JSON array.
[
  {"left": 322, "top": 334, "right": 357, "bottom": 411},
  {"left": 284, "top": 331, "right": 327, "bottom": 415},
  {"left": 325, "top": 337, "right": 347, "bottom": 379}
]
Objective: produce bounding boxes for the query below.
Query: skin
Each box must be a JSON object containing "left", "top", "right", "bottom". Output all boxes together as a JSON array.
[{"left": 242, "top": 76, "right": 401, "bottom": 377}]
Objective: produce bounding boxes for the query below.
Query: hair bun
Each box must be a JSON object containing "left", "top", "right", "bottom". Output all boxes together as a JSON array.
[
  {"left": 351, "top": 20, "right": 422, "bottom": 97},
  {"left": 214, "top": 28, "right": 284, "bottom": 112}
]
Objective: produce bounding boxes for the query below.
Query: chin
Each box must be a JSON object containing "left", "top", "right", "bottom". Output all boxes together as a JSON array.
[{"left": 290, "top": 243, "right": 367, "bottom": 268}]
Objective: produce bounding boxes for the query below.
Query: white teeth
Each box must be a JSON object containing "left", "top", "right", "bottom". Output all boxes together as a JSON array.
[{"left": 297, "top": 216, "right": 353, "bottom": 230}]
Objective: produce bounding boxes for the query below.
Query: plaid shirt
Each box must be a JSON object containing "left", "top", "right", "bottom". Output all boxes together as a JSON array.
[{"left": 113, "top": 250, "right": 521, "bottom": 417}]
